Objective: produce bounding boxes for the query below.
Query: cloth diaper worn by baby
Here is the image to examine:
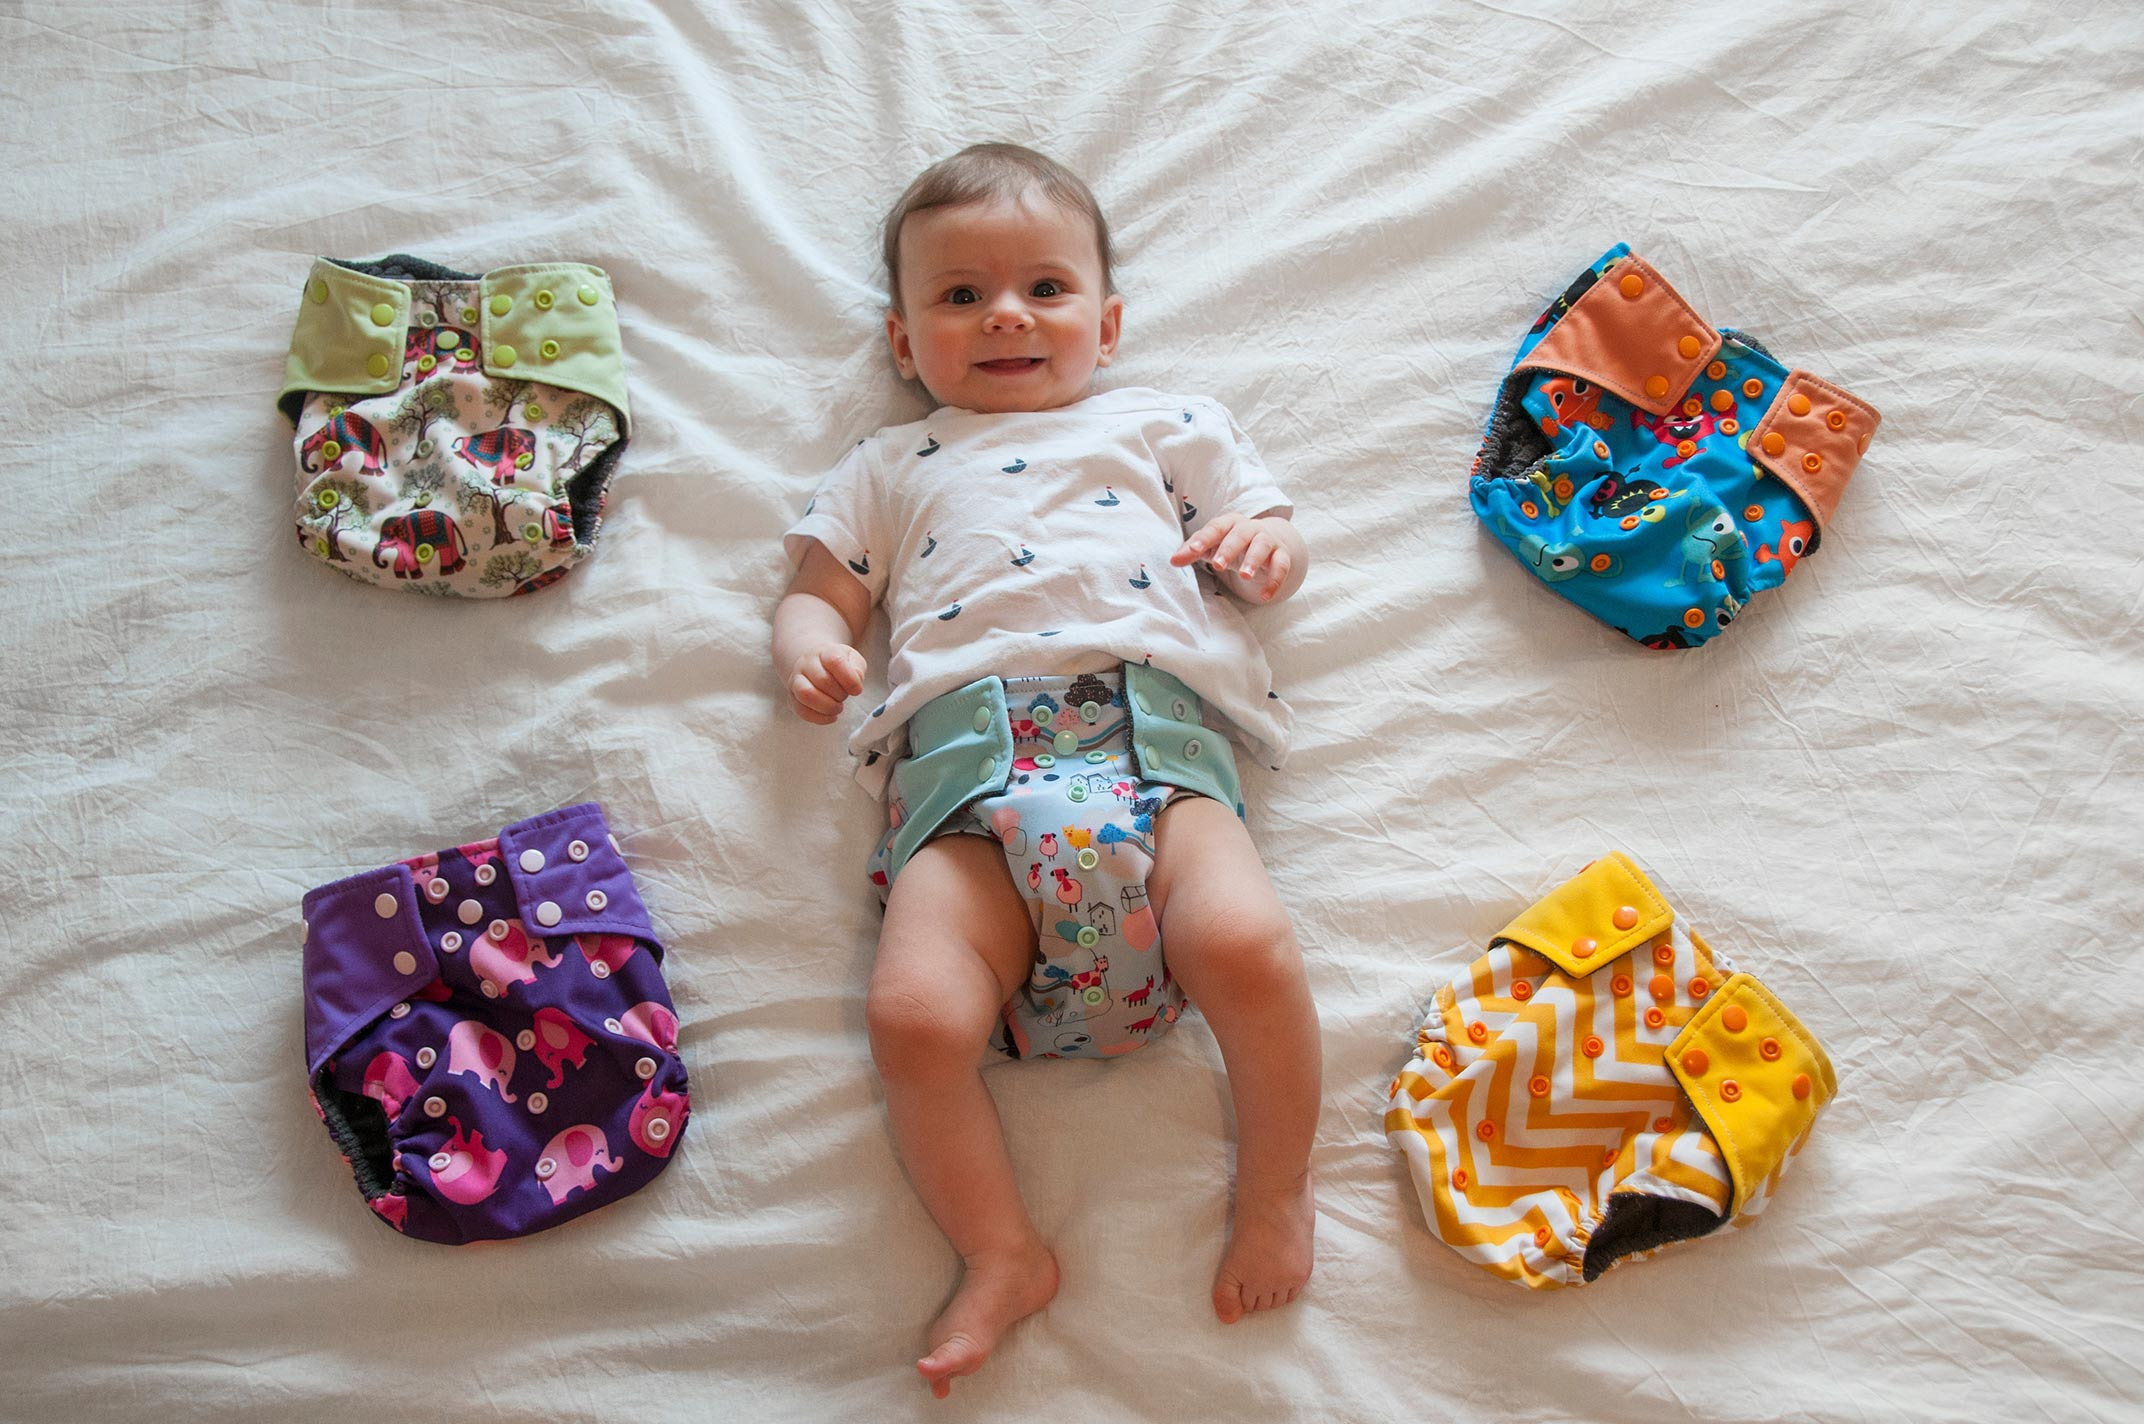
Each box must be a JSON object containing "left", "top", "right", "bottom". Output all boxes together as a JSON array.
[
  {"left": 302, "top": 803, "right": 688, "bottom": 1243},
  {"left": 1470, "top": 244, "right": 1881, "bottom": 648},
  {"left": 279, "top": 255, "right": 631, "bottom": 597},
  {"left": 1384, "top": 852, "right": 1837, "bottom": 1289}
]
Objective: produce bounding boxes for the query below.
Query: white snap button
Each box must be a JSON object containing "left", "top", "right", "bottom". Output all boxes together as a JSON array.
[
  {"left": 488, "top": 919, "right": 509, "bottom": 941},
  {"left": 977, "top": 756, "right": 997, "bottom": 782},
  {"left": 475, "top": 863, "right": 497, "bottom": 885},
  {"left": 527, "top": 1091, "right": 548, "bottom": 1113},
  {"left": 428, "top": 1151, "right": 451, "bottom": 1171},
  {"left": 568, "top": 840, "right": 589, "bottom": 862},
  {"left": 609, "top": 833, "right": 622, "bottom": 854},
  {"left": 423, "top": 1096, "right": 446, "bottom": 1117},
  {"left": 516, "top": 1030, "right": 536, "bottom": 1051},
  {"left": 480, "top": 981, "right": 499, "bottom": 998},
  {"left": 373, "top": 892, "right": 398, "bottom": 918},
  {"left": 519, "top": 848, "right": 545, "bottom": 873},
  {"left": 586, "top": 890, "right": 608, "bottom": 911},
  {"left": 440, "top": 931, "right": 462, "bottom": 953},
  {"left": 458, "top": 899, "right": 482, "bottom": 925},
  {"left": 591, "top": 961, "right": 611, "bottom": 979},
  {"left": 389, "top": 1001, "right": 411, "bottom": 1018},
  {"left": 535, "top": 1157, "right": 556, "bottom": 1179},
  {"left": 604, "top": 1017, "right": 622, "bottom": 1033},
  {"left": 647, "top": 1117, "right": 670, "bottom": 1141},
  {"left": 393, "top": 951, "right": 417, "bottom": 975},
  {"left": 536, "top": 901, "right": 562, "bottom": 927},
  {"left": 416, "top": 1046, "right": 436, "bottom": 1068},
  {"left": 635, "top": 1057, "right": 657, "bottom": 1080},
  {"left": 301, "top": 919, "right": 309, "bottom": 943},
  {"left": 424, "top": 878, "right": 447, "bottom": 902}
]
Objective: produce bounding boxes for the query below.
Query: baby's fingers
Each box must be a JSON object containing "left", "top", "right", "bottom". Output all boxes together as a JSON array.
[
  {"left": 1170, "top": 514, "right": 1237, "bottom": 566},
  {"left": 789, "top": 671, "right": 843, "bottom": 722}
]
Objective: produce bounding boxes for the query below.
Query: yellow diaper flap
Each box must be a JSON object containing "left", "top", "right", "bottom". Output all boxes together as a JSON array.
[
  {"left": 1493, "top": 850, "right": 1673, "bottom": 977},
  {"left": 1666, "top": 972, "right": 1837, "bottom": 1216},
  {"left": 280, "top": 259, "right": 411, "bottom": 419},
  {"left": 478, "top": 264, "right": 632, "bottom": 435}
]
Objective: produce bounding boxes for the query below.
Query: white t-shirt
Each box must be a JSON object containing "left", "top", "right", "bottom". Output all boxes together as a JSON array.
[{"left": 783, "top": 386, "right": 1295, "bottom": 797}]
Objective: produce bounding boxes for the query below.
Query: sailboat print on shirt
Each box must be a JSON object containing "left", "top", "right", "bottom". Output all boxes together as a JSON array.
[
  {"left": 848, "top": 549, "right": 870, "bottom": 576},
  {"left": 1095, "top": 487, "right": 1120, "bottom": 506},
  {"left": 1128, "top": 565, "right": 1151, "bottom": 589},
  {"left": 1011, "top": 545, "right": 1036, "bottom": 567}
]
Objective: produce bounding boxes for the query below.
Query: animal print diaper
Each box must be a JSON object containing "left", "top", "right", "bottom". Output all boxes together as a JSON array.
[
  {"left": 1470, "top": 244, "right": 1881, "bottom": 648},
  {"left": 279, "top": 255, "right": 631, "bottom": 597}
]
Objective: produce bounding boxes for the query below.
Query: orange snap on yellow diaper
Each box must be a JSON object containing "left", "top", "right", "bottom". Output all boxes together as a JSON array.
[{"left": 1383, "top": 852, "right": 1837, "bottom": 1289}]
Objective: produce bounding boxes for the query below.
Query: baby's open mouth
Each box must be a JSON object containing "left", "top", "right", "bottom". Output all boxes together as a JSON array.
[{"left": 976, "top": 357, "right": 1044, "bottom": 374}]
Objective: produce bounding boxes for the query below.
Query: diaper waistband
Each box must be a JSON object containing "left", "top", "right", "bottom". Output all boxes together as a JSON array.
[{"left": 1514, "top": 245, "right": 1879, "bottom": 527}]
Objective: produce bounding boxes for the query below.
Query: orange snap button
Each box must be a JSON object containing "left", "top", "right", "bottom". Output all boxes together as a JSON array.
[
  {"left": 1653, "top": 944, "right": 1675, "bottom": 965},
  {"left": 1722, "top": 1005, "right": 1748, "bottom": 1033},
  {"left": 1648, "top": 487, "right": 1668, "bottom": 498},
  {"left": 1653, "top": 1116, "right": 1674, "bottom": 1132},
  {"left": 1534, "top": 1226, "right": 1552, "bottom": 1247},
  {"left": 1857, "top": 432, "right": 1871, "bottom": 453},
  {"left": 1742, "top": 377, "right": 1763, "bottom": 398},
  {"left": 1644, "top": 1007, "right": 1665, "bottom": 1029},
  {"left": 1760, "top": 1037, "right": 1782, "bottom": 1061},
  {"left": 1620, "top": 273, "right": 1644, "bottom": 298},
  {"left": 1476, "top": 1121, "right": 1496, "bottom": 1141},
  {"left": 1520, "top": 500, "right": 1539, "bottom": 518},
  {"left": 1589, "top": 553, "right": 1613, "bottom": 573},
  {"left": 1682, "top": 608, "right": 1704, "bottom": 628},
  {"left": 1706, "top": 361, "right": 1727, "bottom": 380},
  {"left": 1611, "top": 974, "right": 1633, "bottom": 997},
  {"left": 1650, "top": 973, "right": 1675, "bottom": 1002},
  {"left": 1711, "top": 559, "right": 1725, "bottom": 579},
  {"left": 1720, "top": 1079, "right": 1742, "bottom": 1102},
  {"left": 1432, "top": 1044, "right": 1454, "bottom": 1068},
  {"left": 1689, "top": 977, "right": 1710, "bottom": 999},
  {"left": 1791, "top": 1073, "right": 1812, "bottom": 1100},
  {"left": 1467, "top": 1022, "right": 1488, "bottom": 1043},
  {"left": 1674, "top": 438, "right": 1696, "bottom": 458},
  {"left": 1719, "top": 418, "right": 1738, "bottom": 435},
  {"left": 1678, "top": 335, "right": 1701, "bottom": 359},
  {"left": 1592, "top": 440, "right": 1610, "bottom": 459},
  {"left": 1645, "top": 375, "right": 1669, "bottom": 399},
  {"left": 1827, "top": 409, "right": 1848, "bottom": 430},
  {"left": 1744, "top": 503, "right": 1764, "bottom": 521},
  {"left": 1788, "top": 393, "right": 1811, "bottom": 416},
  {"left": 1510, "top": 979, "right": 1534, "bottom": 1001},
  {"left": 1612, "top": 905, "right": 1638, "bottom": 930},
  {"left": 1680, "top": 1048, "right": 1709, "bottom": 1075},
  {"left": 1582, "top": 1035, "right": 1604, "bottom": 1058},
  {"left": 1572, "top": 937, "right": 1597, "bottom": 959},
  {"left": 1710, "top": 389, "right": 1734, "bottom": 413},
  {"left": 1452, "top": 1169, "right": 1469, "bottom": 1189},
  {"left": 1529, "top": 1075, "right": 1550, "bottom": 1098},
  {"left": 1601, "top": 1147, "right": 1617, "bottom": 1166},
  {"left": 1802, "top": 452, "right": 1823, "bottom": 474},
  {"left": 1620, "top": 516, "right": 1640, "bottom": 530},
  {"left": 1681, "top": 398, "right": 1701, "bottom": 418},
  {"left": 1761, "top": 431, "right": 1786, "bottom": 456},
  {"left": 1553, "top": 477, "right": 1574, "bottom": 499}
]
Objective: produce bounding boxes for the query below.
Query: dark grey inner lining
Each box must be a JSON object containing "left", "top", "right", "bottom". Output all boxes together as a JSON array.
[
  {"left": 1582, "top": 1191, "right": 1727, "bottom": 1281},
  {"left": 312, "top": 1067, "right": 395, "bottom": 1202}
]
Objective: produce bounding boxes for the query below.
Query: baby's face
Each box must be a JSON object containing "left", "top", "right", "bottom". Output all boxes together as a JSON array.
[{"left": 886, "top": 192, "right": 1123, "bottom": 414}]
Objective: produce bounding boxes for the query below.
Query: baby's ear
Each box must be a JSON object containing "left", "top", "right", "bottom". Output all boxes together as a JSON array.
[
  {"left": 1096, "top": 293, "right": 1125, "bottom": 367},
  {"left": 884, "top": 307, "right": 917, "bottom": 379}
]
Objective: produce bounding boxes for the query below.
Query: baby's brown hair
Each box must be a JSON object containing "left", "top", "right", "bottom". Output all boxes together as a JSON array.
[{"left": 880, "top": 142, "right": 1116, "bottom": 309}]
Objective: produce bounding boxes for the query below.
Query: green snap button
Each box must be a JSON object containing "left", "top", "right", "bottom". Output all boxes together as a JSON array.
[
  {"left": 1171, "top": 698, "right": 1189, "bottom": 719},
  {"left": 308, "top": 278, "right": 328, "bottom": 305},
  {"left": 367, "top": 352, "right": 390, "bottom": 378},
  {"left": 972, "top": 706, "right": 991, "bottom": 733},
  {"left": 523, "top": 522, "right": 543, "bottom": 543},
  {"left": 415, "top": 439, "right": 434, "bottom": 457},
  {"left": 1068, "top": 784, "right": 1088, "bottom": 802},
  {"left": 1077, "top": 848, "right": 1098, "bottom": 870},
  {"left": 540, "top": 338, "right": 561, "bottom": 360},
  {"left": 490, "top": 294, "right": 512, "bottom": 317},
  {"left": 414, "top": 491, "right": 431, "bottom": 506},
  {"left": 418, "top": 310, "right": 436, "bottom": 327},
  {"left": 494, "top": 344, "right": 517, "bottom": 368},
  {"left": 1076, "top": 927, "right": 1099, "bottom": 949},
  {"left": 436, "top": 332, "right": 456, "bottom": 351},
  {"left": 523, "top": 403, "right": 543, "bottom": 422},
  {"left": 1082, "top": 986, "right": 1105, "bottom": 1005},
  {"left": 1034, "top": 754, "right": 1056, "bottom": 768},
  {"left": 977, "top": 756, "right": 997, "bottom": 782},
  {"left": 317, "top": 489, "right": 340, "bottom": 509},
  {"left": 1054, "top": 731, "right": 1078, "bottom": 755},
  {"left": 455, "top": 347, "right": 475, "bottom": 363},
  {"left": 416, "top": 355, "right": 436, "bottom": 373},
  {"left": 1085, "top": 751, "right": 1107, "bottom": 764},
  {"left": 461, "top": 306, "right": 479, "bottom": 324},
  {"left": 513, "top": 451, "right": 533, "bottom": 469},
  {"left": 1080, "top": 701, "right": 1101, "bottom": 723},
  {"left": 327, "top": 405, "right": 344, "bottom": 417},
  {"left": 533, "top": 289, "right": 554, "bottom": 310},
  {"left": 320, "top": 440, "right": 342, "bottom": 461},
  {"left": 1135, "top": 694, "right": 1151, "bottom": 715},
  {"left": 577, "top": 286, "right": 599, "bottom": 305},
  {"left": 1139, "top": 744, "right": 1156, "bottom": 764},
  {"left": 370, "top": 302, "right": 394, "bottom": 327},
  {"left": 1184, "top": 738, "right": 1203, "bottom": 759},
  {"left": 415, "top": 542, "right": 435, "bottom": 563}
]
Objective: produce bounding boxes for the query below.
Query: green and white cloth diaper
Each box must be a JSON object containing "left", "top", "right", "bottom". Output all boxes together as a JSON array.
[{"left": 279, "top": 255, "right": 632, "bottom": 598}]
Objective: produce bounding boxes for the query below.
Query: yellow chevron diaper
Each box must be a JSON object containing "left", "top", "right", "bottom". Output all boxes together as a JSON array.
[{"left": 1383, "top": 852, "right": 1837, "bottom": 1289}]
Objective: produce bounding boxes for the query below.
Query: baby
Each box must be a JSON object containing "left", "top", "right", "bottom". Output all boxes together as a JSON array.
[{"left": 772, "top": 142, "right": 1318, "bottom": 1397}]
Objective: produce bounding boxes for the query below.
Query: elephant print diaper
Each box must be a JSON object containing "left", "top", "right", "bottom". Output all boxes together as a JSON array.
[
  {"left": 279, "top": 255, "right": 632, "bottom": 598},
  {"left": 301, "top": 803, "right": 689, "bottom": 1244}
]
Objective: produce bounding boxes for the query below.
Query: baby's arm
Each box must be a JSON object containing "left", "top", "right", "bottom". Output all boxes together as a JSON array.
[
  {"left": 1171, "top": 511, "right": 1309, "bottom": 605},
  {"left": 773, "top": 540, "right": 873, "bottom": 723}
]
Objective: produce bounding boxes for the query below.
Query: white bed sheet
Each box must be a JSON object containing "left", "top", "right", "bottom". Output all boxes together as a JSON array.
[{"left": 4, "top": 1, "right": 2141, "bottom": 1419}]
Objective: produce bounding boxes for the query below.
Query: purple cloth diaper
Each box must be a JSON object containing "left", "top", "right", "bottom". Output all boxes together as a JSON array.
[{"left": 301, "top": 803, "right": 688, "bottom": 1243}]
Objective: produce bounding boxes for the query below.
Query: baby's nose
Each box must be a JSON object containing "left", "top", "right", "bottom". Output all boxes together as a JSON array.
[{"left": 983, "top": 298, "right": 1033, "bottom": 331}]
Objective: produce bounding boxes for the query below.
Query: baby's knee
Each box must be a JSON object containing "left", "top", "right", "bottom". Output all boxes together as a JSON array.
[
  {"left": 865, "top": 980, "right": 992, "bottom": 1069},
  {"left": 1180, "top": 905, "right": 1304, "bottom": 998}
]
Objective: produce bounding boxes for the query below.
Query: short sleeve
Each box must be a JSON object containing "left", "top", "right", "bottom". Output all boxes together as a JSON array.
[
  {"left": 783, "top": 437, "right": 890, "bottom": 604},
  {"left": 1155, "top": 397, "right": 1292, "bottom": 540}
]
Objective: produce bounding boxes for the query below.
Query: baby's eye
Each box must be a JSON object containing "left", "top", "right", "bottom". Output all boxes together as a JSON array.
[
  {"left": 1030, "top": 280, "right": 1063, "bottom": 298},
  {"left": 947, "top": 287, "right": 979, "bottom": 305}
]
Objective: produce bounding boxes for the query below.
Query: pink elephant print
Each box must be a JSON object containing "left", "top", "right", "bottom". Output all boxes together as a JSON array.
[
  {"left": 531, "top": 1006, "right": 594, "bottom": 1089},
  {"left": 575, "top": 933, "right": 638, "bottom": 980},
  {"left": 403, "top": 323, "right": 477, "bottom": 373},
  {"left": 469, "top": 918, "right": 565, "bottom": 999},
  {"left": 453, "top": 426, "right": 536, "bottom": 484},
  {"left": 431, "top": 1116, "right": 509, "bottom": 1205},
  {"left": 372, "top": 508, "right": 469, "bottom": 581},
  {"left": 301, "top": 408, "right": 388, "bottom": 476},
  {"left": 629, "top": 1083, "right": 687, "bottom": 1158},
  {"left": 457, "top": 841, "right": 500, "bottom": 871},
  {"left": 369, "top": 1192, "right": 409, "bottom": 1233},
  {"left": 361, "top": 1051, "right": 421, "bottom": 1119},
  {"left": 535, "top": 1124, "right": 622, "bottom": 1205},
  {"left": 446, "top": 1019, "right": 519, "bottom": 1103},
  {"left": 542, "top": 502, "right": 575, "bottom": 551},
  {"left": 616, "top": 1001, "right": 679, "bottom": 1054}
]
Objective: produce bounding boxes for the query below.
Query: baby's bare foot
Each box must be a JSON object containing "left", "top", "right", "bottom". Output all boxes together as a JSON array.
[
  {"left": 917, "top": 1236, "right": 1060, "bottom": 1399},
  {"left": 1213, "top": 1174, "right": 1315, "bottom": 1323}
]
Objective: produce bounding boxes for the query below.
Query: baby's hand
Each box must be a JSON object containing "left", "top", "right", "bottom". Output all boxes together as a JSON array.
[
  {"left": 1170, "top": 512, "right": 1293, "bottom": 604},
  {"left": 789, "top": 644, "right": 867, "bottom": 724}
]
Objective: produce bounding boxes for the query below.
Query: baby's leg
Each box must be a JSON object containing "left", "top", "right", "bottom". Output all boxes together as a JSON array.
[
  {"left": 1148, "top": 794, "right": 1320, "bottom": 1323},
  {"left": 869, "top": 831, "right": 1057, "bottom": 1398}
]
